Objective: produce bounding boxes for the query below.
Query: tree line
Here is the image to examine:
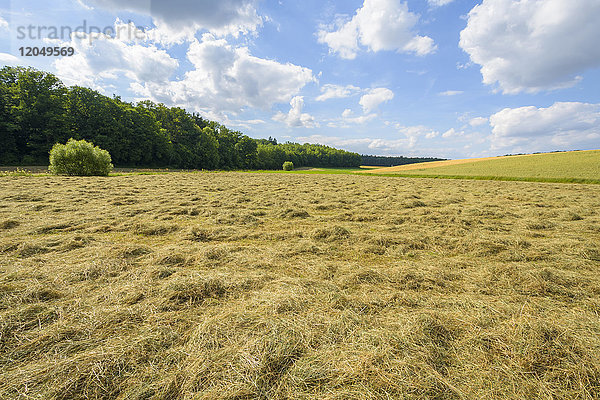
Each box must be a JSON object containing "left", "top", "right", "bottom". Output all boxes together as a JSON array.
[
  {"left": 361, "top": 155, "right": 445, "bottom": 167},
  {"left": 0, "top": 66, "right": 362, "bottom": 169}
]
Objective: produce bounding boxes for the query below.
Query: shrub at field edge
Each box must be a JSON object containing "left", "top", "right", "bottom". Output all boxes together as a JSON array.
[{"left": 49, "top": 139, "right": 113, "bottom": 176}]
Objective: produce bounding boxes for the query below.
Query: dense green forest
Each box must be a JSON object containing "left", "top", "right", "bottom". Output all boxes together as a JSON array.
[
  {"left": 361, "top": 155, "right": 446, "bottom": 167},
  {"left": 0, "top": 66, "right": 362, "bottom": 169}
]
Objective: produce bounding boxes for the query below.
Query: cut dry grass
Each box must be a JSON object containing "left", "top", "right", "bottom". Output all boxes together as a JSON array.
[{"left": 1, "top": 172, "right": 599, "bottom": 399}]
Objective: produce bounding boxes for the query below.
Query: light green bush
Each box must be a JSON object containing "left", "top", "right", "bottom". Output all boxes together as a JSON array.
[
  {"left": 49, "top": 139, "right": 113, "bottom": 176},
  {"left": 283, "top": 161, "right": 294, "bottom": 171}
]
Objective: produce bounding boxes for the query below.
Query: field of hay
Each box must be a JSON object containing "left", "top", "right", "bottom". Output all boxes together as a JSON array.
[
  {"left": 365, "top": 150, "right": 600, "bottom": 183},
  {"left": 1, "top": 172, "right": 600, "bottom": 399}
]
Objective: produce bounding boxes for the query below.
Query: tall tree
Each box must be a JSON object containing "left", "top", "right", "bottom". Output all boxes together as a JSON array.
[
  {"left": 0, "top": 68, "right": 20, "bottom": 164},
  {"left": 235, "top": 136, "right": 258, "bottom": 169},
  {"left": 4, "top": 67, "right": 68, "bottom": 163}
]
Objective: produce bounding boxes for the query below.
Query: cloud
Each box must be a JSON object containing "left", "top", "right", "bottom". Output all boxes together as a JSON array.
[
  {"left": 318, "top": 0, "right": 436, "bottom": 59},
  {"left": 54, "top": 21, "right": 178, "bottom": 88},
  {"left": 359, "top": 88, "right": 394, "bottom": 113},
  {"left": 438, "top": 90, "right": 463, "bottom": 96},
  {"left": 395, "top": 124, "right": 439, "bottom": 140},
  {"left": 297, "top": 133, "right": 422, "bottom": 153},
  {"left": 273, "top": 96, "right": 317, "bottom": 128},
  {"left": 145, "top": 23, "right": 199, "bottom": 45},
  {"left": 0, "top": 16, "right": 8, "bottom": 30},
  {"left": 54, "top": 25, "right": 314, "bottom": 121},
  {"left": 296, "top": 122, "right": 447, "bottom": 154},
  {"left": 225, "top": 118, "right": 266, "bottom": 131},
  {"left": 469, "top": 117, "right": 488, "bottom": 127},
  {"left": 296, "top": 134, "right": 414, "bottom": 152},
  {"left": 323, "top": 109, "right": 377, "bottom": 128},
  {"left": 0, "top": 53, "right": 20, "bottom": 65},
  {"left": 341, "top": 109, "right": 378, "bottom": 124},
  {"left": 318, "top": 16, "right": 360, "bottom": 59},
  {"left": 316, "top": 84, "right": 361, "bottom": 101},
  {"left": 316, "top": 85, "right": 392, "bottom": 122},
  {"left": 82, "top": 0, "right": 262, "bottom": 38},
  {"left": 134, "top": 34, "right": 315, "bottom": 117},
  {"left": 75, "top": 0, "right": 94, "bottom": 10},
  {"left": 428, "top": 0, "right": 455, "bottom": 6},
  {"left": 460, "top": 0, "right": 600, "bottom": 94},
  {"left": 367, "top": 137, "right": 416, "bottom": 151},
  {"left": 295, "top": 134, "right": 372, "bottom": 148},
  {"left": 347, "top": 115, "right": 377, "bottom": 124},
  {"left": 489, "top": 102, "right": 600, "bottom": 151},
  {"left": 441, "top": 128, "right": 463, "bottom": 138}
]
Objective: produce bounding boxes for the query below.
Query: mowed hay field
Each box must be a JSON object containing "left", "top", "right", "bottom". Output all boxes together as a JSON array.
[
  {"left": 365, "top": 150, "right": 600, "bottom": 183},
  {"left": 1, "top": 173, "right": 600, "bottom": 399}
]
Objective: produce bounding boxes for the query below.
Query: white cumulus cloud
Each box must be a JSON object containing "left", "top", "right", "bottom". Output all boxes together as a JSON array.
[
  {"left": 441, "top": 128, "right": 463, "bottom": 138},
  {"left": 54, "top": 21, "right": 178, "bottom": 88},
  {"left": 396, "top": 124, "right": 439, "bottom": 140},
  {"left": 134, "top": 34, "right": 316, "bottom": 117},
  {"left": 460, "top": 0, "right": 600, "bottom": 94},
  {"left": 469, "top": 117, "right": 488, "bottom": 127},
  {"left": 0, "top": 53, "right": 20, "bottom": 65},
  {"left": 316, "top": 84, "right": 361, "bottom": 101},
  {"left": 318, "top": 0, "right": 436, "bottom": 59},
  {"left": 273, "top": 96, "right": 317, "bottom": 128},
  {"left": 54, "top": 25, "right": 315, "bottom": 120},
  {"left": 489, "top": 102, "right": 600, "bottom": 151},
  {"left": 359, "top": 88, "right": 394, "bottom": 113},
  {"left": 324, "top": 109, "right": 377, "bottom": 127},
  {"left": 341, "top": 109, "right": 378, "bottom": 125}
]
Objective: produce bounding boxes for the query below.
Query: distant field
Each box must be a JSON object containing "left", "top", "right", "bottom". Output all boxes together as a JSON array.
[
  {"left": 244, "top": 166, "right": 370, "bottom": 175},
  {"left": 1, "top": 172, "right": 600, "bottom": 399},
  {"left": 365, "top": 150, "right": 600, "bottom": 183},
  {"left": 2, "top": 151, "right": 598, "bottom": 183}
]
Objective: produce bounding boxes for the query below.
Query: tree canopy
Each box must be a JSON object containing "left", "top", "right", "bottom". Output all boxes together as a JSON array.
[{"left": 361, "top": 154, "right": 446, "bottom": 167}]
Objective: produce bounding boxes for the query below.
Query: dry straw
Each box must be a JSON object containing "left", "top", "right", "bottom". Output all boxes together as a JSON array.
[{"left": 1, "top": 172, "right": 599, "bottom": 399}]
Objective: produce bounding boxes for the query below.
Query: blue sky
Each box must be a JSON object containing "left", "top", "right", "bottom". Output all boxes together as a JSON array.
[{"left": 1, "top": 0, "right": 599, "bottom": 158}]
